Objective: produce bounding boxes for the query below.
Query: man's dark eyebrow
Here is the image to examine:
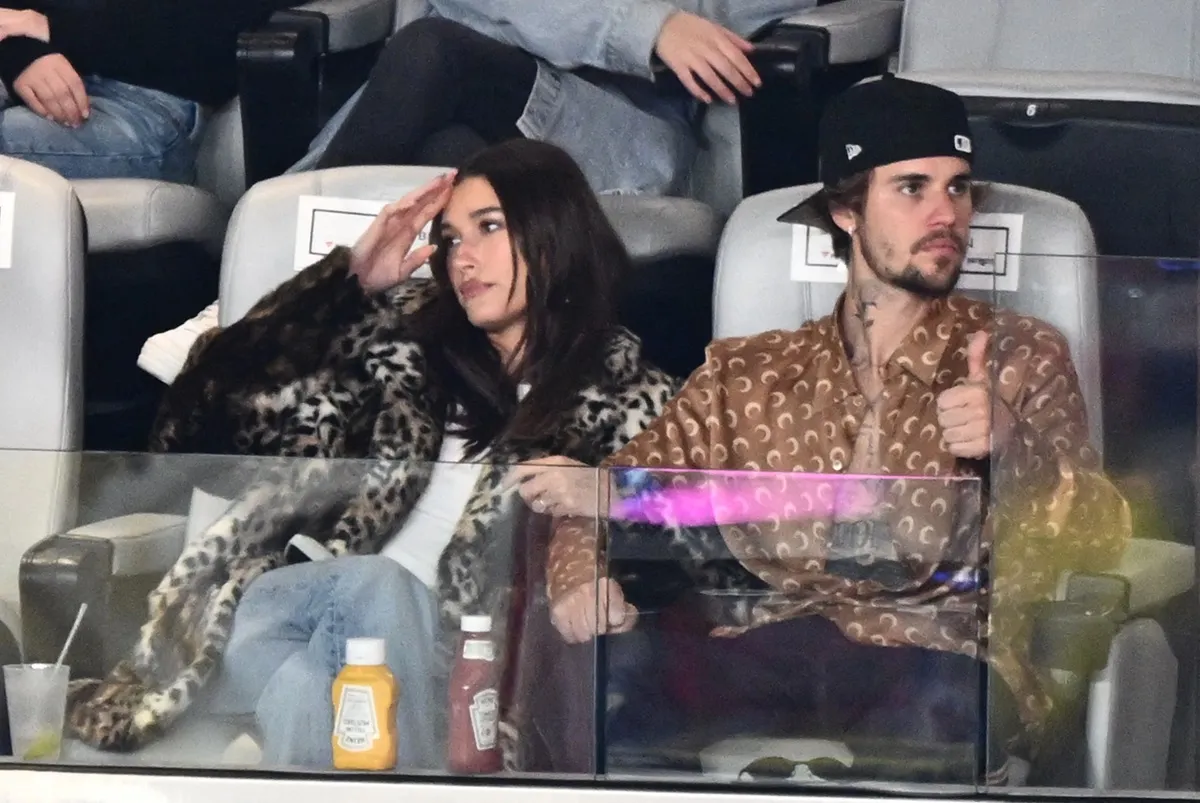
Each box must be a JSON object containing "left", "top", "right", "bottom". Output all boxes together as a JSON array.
[
  {"left": 890, "top": 173, "right": 931, "bottom": 185},
  {"left": 888, "top": 172, "right": 973, "bottom": 185}
]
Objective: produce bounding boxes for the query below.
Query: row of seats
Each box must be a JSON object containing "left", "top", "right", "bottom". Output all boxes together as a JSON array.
[
  {"left": 4, "top": 156, "right": 1195, "bottom": 789},
  {"left": 75, "top": 0, "right": 1200, "bottom": 455}
]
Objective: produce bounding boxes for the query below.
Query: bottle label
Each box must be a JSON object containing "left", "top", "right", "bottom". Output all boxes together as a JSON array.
[
  {"left": 334, "top": 684, "right": 380, "bottom": 752},
  {"left": 469, "top": 687, "right": 499, "bottom": 751},
  {"left": 462, "top": 639, "right": 495, "bottom": 662}
]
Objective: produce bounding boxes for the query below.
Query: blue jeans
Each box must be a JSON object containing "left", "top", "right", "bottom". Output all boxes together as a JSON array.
[
  {"left": 203, "top": 555, "right": 446, "bottom": 770},
  {"left": 0, "top": 76, "right": 203, "bottom": 182}
]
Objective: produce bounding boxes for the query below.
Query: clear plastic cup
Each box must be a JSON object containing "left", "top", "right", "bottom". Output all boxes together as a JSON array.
[{"left": 3, "top": 663, "right": 68, "bottom": 761}]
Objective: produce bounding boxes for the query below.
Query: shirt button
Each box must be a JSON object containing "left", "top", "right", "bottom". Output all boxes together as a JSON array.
[{"left": 831, "top": 459, "right": 844, "bottom": 471}]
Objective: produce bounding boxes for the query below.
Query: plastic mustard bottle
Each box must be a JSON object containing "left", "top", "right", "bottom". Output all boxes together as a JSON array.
[
  {"left": 447, "top": 615, "right": 502, "bottom": 774},
  {"left": 332, "top": 637, "right": 398, "bottom": 770}
]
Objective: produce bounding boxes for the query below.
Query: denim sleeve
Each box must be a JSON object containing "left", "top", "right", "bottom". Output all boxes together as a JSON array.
[
  {"left": 431, "top": 0, "right": 678, "bottom": 79},
  {"left": 670, "top": 0, "right": 820, "bottom": 37}
]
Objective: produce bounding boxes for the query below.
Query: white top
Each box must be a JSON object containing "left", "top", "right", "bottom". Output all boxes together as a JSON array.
[{"left": 379, "top": 383, "right": 530, "bottom": 588}]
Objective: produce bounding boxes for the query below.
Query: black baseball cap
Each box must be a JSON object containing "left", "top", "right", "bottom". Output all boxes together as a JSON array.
[{"left": 778, "top": 74, "right": 974, "bottom": 226}]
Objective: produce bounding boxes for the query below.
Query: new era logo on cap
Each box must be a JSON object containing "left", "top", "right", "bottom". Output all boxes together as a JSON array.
[
  {"left": 845, "top": 144, "right": 863, "bottom": 160},
  {"left": 954, "top": 134, "right": 972, "bottom": 154}
]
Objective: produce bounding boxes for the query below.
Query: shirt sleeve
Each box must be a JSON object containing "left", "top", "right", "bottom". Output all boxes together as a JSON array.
[
  {"left": 0, "top": 34, "right": 56, "bottom": 97},
  {"left": 432, "top": 0, "right": 678, "bottom": 80},
  {"left": 546, "top": 343, "right": 721, "bottom": 599}
]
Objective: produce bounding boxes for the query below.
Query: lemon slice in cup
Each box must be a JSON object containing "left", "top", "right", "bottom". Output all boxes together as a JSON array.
[{"left": 22, "top": 729, "right": 62, "bottom": 760}]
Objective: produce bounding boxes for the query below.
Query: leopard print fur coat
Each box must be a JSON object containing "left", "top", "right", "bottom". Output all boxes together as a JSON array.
[{"left": 66, "top": 247, "right": 680, "bottom": 754}]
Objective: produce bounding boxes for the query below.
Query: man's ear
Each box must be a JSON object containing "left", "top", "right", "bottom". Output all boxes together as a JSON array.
[{"left": 830, "top": 205, "right": 858, "bottom": 237}]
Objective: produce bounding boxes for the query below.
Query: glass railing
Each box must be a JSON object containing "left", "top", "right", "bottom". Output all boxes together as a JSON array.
[
  {"left": 598, "top": 469, "right": 985, "bottom": 794},
  {"left": 984, "top": 253, "right": 1200, "bottom": 797},
  {"left": 0, "top": 252, "right": 1197, "bottom": 802},
  {"left": 1, "top": 452, "right": 604, "bottom": 779}
]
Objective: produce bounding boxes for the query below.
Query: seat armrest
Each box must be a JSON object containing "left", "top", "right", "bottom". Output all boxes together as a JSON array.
[
  {"left": 19, "top": 514, "right": 186, "bottom": 678},
  {"left": 73, "top": 179, "right": 230, "bottom": 259},
  {"left": 1104, "top": 537, "right": 1195, "bottom": 614},
  {"left": 275, "top": 0, "right": 394, "bottom": 54},
  {"left": 754, "top": 0, "right": 903, "bottom": 77},
  {"left": 237, "top": 0, "right": 393, "bottom": 185}
]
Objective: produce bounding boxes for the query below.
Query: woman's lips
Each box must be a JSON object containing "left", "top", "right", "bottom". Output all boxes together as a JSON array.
[{"left": 457, "top": 279, "right": 488, "bottom": 300}]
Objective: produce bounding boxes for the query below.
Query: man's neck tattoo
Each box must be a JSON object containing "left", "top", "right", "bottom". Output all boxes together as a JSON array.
[{"left": 848, "top": 290, "right": 879, "bottom": 370}]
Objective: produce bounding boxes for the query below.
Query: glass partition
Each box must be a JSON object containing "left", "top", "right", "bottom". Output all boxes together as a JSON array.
[
  {"left": 599, "top": 467, "right": 984, "bottom": 794},
  {"left": 984, "top": 253, "right": 1200, "bottom": 796},
  {"left": 3, "top": 255, "right": 1200, "bottom": 803},
  {"left": 0, "top": 451, "right": 603, "bottom": 781}
]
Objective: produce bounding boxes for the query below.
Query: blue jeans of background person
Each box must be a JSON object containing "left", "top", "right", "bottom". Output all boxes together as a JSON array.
[
  {"left": 0, "top": 76, "right": 203, "bottom": 183},
  {"left": 203, "top": 555, "right": 446, "bottom": 770}
]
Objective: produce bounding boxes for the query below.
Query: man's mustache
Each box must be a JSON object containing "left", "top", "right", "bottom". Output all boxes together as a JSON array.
[{"left": 912, "top": 229, "right": 966, "bottom": 254}]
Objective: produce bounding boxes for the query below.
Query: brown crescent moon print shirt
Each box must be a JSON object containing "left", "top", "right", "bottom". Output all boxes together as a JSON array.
[{"left": 548, "top": 294, "right": 1132, "bottom": 741}]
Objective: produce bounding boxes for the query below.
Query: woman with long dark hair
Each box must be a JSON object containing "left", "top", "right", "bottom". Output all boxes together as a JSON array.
[{"left": 71, "top": 139, "right": 678, "bottom": 769}]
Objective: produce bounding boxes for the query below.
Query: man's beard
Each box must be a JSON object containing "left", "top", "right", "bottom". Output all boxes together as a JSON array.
[{"left": 860, "top": 228, "right": 964, "bottom": 299}]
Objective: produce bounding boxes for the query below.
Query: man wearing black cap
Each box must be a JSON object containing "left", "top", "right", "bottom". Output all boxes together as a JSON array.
[{"left": 541, "top": 75, "right": 1131, "bottom": 779}]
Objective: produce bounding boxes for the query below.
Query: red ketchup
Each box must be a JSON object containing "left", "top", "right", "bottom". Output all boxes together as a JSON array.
[{"left": 447, "top": 614, "right": 502, "bottom": 774}]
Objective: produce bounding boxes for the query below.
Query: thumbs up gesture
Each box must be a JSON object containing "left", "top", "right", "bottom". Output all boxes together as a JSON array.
[{"left": 935, "top": 331, "right": 1015, "bottom": 459}]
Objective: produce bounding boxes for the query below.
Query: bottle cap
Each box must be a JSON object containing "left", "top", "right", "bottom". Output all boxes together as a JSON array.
[
  {"left": 461, "top": 615, "right": 493, "bottom": 633},
  {"left": 345, "top": 637, "right": 386, "bottom": 666}
]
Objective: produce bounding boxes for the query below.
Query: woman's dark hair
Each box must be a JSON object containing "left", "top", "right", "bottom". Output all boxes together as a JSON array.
[
  {"left": 406, "top": 138, "right": 632, "bottom": 456},
  {"left": 811, "top": 170, "right": 989, "bottom": 263}
]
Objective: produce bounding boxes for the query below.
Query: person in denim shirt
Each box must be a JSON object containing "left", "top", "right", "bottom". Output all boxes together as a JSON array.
[
  {"left": 0, "top": 0, "right": 291, "bottom": 182},
  {"left": 293, "top": 0, "right": 818, "bottom": 197}
]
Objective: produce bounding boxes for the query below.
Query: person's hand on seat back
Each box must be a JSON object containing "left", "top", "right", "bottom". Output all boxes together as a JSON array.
[{"left": 654, "top": 11, "right": 761, "bottom": 105}]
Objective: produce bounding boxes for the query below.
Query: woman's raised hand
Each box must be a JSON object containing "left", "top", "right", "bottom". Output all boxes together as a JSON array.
[{"left": 350, "top": 172, "right": 456, "bottom": 293}]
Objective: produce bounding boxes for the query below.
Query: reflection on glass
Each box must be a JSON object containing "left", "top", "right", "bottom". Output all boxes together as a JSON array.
[
  {"left": 4, "top": 452, "right": 602, "bottom": 779},
  {"left": 600, "top": 469, "right": 984, "bottom": 791},
  {"left": 983, "top": 254, "right": 1199, "bottom": 793},
  {"left": 0, "top": 258, "right": 1197, "bottom": 798}
]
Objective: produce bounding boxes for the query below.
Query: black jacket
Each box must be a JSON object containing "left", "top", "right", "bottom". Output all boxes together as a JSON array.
[{"left": 0, "top": 0, "right": 293, "bottom": 106}]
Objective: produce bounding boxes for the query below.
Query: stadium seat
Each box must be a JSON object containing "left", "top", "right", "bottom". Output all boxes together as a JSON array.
[
  {"left": 892, "top": 0, "right": 1200, "bottom": 605},
  {"left": 19, "top": 164, "right": 722, "bottom": 767},
  {"left": 894, "top": 0, "right": 1200, "bottom": 259},
  {"left": 699, "top": 0, "right": 904, "bottom": 212},
  {"left": 0, "top": 156, "right": 86, "bottom": 663},
  {"left": 73, "top": 0, "right": 400, "bottom": 453},
  {"left": 707, "top": 179, "right": 1194, "bottom": 789}
]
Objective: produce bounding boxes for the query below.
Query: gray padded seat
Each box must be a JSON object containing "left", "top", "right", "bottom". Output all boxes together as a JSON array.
[
  {"left": 73, "top": 92, "right": 246, "bottom": 259},
  {"left": 0, "top": 156, "right": 85, "bottom": 655},
  {"left": 894, "top": 0, "right": 1200, "bottom": 257},
  {"left": 712, "top": 180, "right": 1195, "bottom": 789}
]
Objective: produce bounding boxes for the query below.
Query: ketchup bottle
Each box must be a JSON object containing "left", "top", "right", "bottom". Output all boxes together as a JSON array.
[{"left": 447, "top": 615, "right": 502, "bottom": 774}]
